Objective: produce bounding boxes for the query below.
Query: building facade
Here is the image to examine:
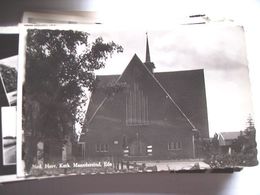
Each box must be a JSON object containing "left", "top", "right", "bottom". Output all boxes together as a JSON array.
[{"left": 78, "top": 37, "right": 209, "bottom": 161}]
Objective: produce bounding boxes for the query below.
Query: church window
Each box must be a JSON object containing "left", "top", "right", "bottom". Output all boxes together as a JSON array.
[
  {"left": 122, "top": 135, "right": 128, "bottom": 148},
  {"left": 96, "top": 144, "right": 100, "bottom": 152},
  {"left": 100, "top": 144, "right": 104, "bottom": 152},
  {"left": 168, "top": 141, "right": 182, "bottom": 150},
  {"left": 104, "top": 144, "right": 109, "bottom": 152},
  {"left": 96, "top": 144, "right": 109, "bottom": 152},
  {"left": 126, "top": 82, "right": 149, "bottom": 126}
]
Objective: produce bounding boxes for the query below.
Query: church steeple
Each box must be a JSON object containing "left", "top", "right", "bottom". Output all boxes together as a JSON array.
[
  {"left": 145, "top": 33, "right": 151, "bottom": 63},
  {"left": 144, "top": 33, "right": 155, "bottom": 73}
]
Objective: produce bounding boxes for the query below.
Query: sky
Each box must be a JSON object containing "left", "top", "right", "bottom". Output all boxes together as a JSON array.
[
  {"left": 18, "top": 24, "right": 254, "bottom": 137},
  {"left": 85, "top": 24, "right": 254, "bottom": 136},
  {"left": 0, "top": 55, "right": 18, "bottom": 70}
]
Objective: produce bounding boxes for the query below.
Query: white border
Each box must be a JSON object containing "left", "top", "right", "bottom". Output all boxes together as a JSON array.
[{"left": 16, "top": 24, "right": 26, "bottom": 177}]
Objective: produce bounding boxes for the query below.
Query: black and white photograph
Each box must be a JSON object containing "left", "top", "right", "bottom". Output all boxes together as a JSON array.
[
  {"left": 0, "top": 33, "right": 18, "bottom": 176},
  {"left": 17, "top": 24, "right": 258, "bottom": 177}
]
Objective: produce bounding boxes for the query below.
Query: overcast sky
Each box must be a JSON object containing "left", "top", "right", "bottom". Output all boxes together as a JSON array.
[
  {"left": 0, "top": 55, "right": 18, "bottom": 70},
  {"left": 88, "top": 24, "right": 254, "bottom": 136},
  {"left": 18, "top": 24, "right": 254, "bottom": 136}
]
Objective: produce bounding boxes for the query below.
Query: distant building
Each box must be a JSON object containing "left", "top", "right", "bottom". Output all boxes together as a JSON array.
[
  {"left": 218, "top": 131, "right": 244, "bottom": 154},
  {"left": 78, "top": 36, "right": 209, "bottom": 161}
]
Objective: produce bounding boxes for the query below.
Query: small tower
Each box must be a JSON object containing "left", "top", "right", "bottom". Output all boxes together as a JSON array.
[{"left": 144, "top": 33, "right": 155, "bottom": 73}]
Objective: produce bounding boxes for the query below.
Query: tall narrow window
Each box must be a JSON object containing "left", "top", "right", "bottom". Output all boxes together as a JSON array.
[
  {"left": 96, "top": 144, "right": 100, "bottom": 152},
  {"left": 100, "top": 144, "right": 104, "bottom": 152},
  {"left": 104, "top": 144, "right": 109, "bottom": 152},
  {"left": 122, "top": 135, "right": 128, "bottom": 148},
  {"left": 126, "top": 82, "right": 149, "bottom": 125}
]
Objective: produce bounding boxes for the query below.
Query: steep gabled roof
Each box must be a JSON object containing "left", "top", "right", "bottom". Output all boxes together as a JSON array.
[
  {"left": 84, "top": 54, "right": 142, "bottom": 124},
  {"left": 82, "top": 54, "right": 209, "bottom": 138}
]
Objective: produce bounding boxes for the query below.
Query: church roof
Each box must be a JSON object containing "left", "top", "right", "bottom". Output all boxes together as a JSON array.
[
  {"left": 82, "top": 54, "right": 209, "bottom": 139},
  {"left": 219, "top": 131, "right": 244, "bottom": 146},
  {"left": 219, "top": 131, "right": 243, "bottom": 140}
]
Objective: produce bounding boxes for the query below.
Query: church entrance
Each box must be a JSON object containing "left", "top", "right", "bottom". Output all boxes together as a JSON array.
[{"left": 128, "top": 133, "right": 147, "bottom": 156}]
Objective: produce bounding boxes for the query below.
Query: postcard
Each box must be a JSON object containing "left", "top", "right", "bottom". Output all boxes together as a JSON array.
[
  {"left": 0, "top": 33, "right": 18, "bottom": 178},
  {"left": 17, "top": 24, "right": 258, "bottom": 177}
]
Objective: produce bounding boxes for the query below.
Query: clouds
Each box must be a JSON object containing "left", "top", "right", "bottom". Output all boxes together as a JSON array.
[
  {"left": 89, "top": 24, "right": 253, "bottom": 135},
  {"left": 151, "top": 25, "right": 247, "bottom": 72}
]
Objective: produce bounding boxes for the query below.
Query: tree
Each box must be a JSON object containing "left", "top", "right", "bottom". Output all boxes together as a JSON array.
[
  {"left": 211, "top": 133, "right": 219, "bottom": 155},
  {"left": 0, "top": 64, "right": 17, "bottom": 93},
  {"left": 208, "top": 115, "right": 258, "bottom": 168},
  {"left": 23, "top": 29, "right": 123, "bottom": 171},
  {"left": 241, "top": 116, "right": 258, "bottom": 166}
]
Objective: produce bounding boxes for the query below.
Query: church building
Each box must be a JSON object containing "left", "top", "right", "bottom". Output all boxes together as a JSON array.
[{"left": 78, "top": 36, "right": 209, "bottom": 161}]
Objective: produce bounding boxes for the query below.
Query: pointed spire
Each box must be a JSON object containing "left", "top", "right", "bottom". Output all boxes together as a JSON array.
[
  {"left": 145, "top": 32, "right": 151, "bottom": 63},
  {"left": 144, "top": 32, "right": 155, "bottom": 73}
]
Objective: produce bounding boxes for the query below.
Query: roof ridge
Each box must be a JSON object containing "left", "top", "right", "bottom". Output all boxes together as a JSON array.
[
  {"left": 86, "top": 54, "right": 197, "bottom": 130},
  {"left": 154, "top": 69, "right": 203, "bottom": 74},
  {"left": 220, "top": 131, "right": 242, "bottom": 134}
]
